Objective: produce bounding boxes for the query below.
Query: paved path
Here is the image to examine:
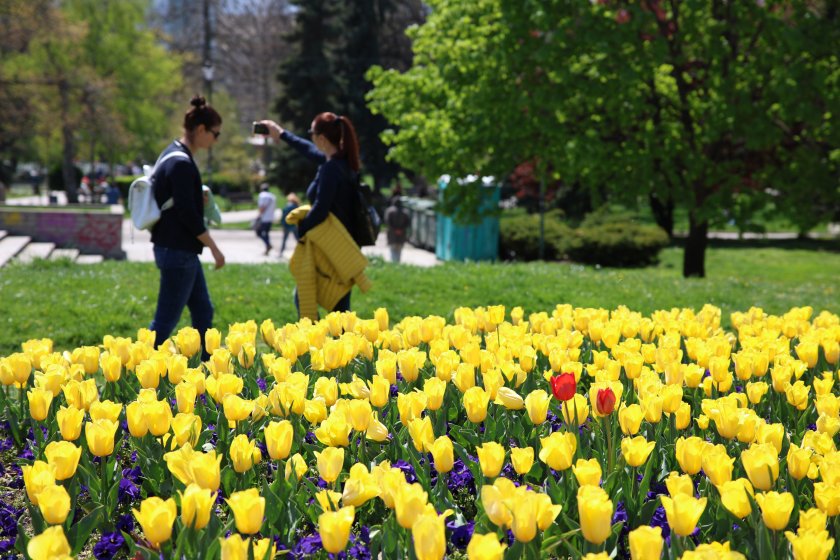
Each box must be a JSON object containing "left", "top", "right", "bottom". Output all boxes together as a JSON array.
[{"left": 6, "top": 193, "right": 440, "bottom": 266}]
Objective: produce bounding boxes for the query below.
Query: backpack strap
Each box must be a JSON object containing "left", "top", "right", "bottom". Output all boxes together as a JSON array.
[{"left": 152, "top": 150, "right": 189, "bottom": 211}]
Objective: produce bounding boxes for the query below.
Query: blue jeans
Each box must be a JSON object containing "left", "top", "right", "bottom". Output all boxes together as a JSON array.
[
  {"left": 256, "top": 221, "right": 272, "bottom": 249},
  {"left": 150, "top": 246, "right": 213, "bottom": 358}
]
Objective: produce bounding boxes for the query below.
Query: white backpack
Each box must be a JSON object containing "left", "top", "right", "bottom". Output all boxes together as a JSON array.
[{"left": 127, "top": 151, "right": 189, "bottom": 230}]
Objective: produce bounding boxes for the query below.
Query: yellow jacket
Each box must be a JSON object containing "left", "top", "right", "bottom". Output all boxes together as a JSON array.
[{"left": 287, "top": 205, "right": 371, "bottom": 319}]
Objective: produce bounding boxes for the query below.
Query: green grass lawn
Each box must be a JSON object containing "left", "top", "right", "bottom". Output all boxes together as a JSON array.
[{"left": 1, "top": 242, "right": 838, "bottom": 355}]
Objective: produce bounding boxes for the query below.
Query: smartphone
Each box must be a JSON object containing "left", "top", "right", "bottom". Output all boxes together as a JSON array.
[{"left": 252, "top": 122, "right": 269, "bottom": 135}]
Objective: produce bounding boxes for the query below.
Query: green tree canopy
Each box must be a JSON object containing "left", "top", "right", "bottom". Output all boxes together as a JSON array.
[
  {"left": 0, "top": 0, "right": 184, "bottom": 199},
  {"left": 367, "top": 0, "right": 840, "bottom": 277}
]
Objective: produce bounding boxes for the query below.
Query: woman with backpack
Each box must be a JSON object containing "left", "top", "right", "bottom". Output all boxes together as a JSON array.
[
  {"left": 149, "top": 95, "right": 226, "bottom": 359},
  {"left": 257, "top": 113, "right": 369, "bottom": 317}
]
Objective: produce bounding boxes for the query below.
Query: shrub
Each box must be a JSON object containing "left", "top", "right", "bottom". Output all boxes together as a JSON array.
[
  {"left": 567, "top": 220, "right": 670, "bottom": 267},
  {"left": 499, "top": 210, "right": 574, "bottom": 261}
]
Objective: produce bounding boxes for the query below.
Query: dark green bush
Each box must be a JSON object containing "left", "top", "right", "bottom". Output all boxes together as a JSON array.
[
  {"left": 499, "top": 210, "right": 574, "bottom": 261},
  {"left": 567, "top": 221, "right": 670, "bottom": 267},
  {"left": 113, "top": 176, "right": 139, "bottom": 200}
]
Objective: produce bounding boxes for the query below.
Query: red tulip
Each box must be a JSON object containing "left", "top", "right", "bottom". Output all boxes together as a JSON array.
[
  {"left": 596, "top": 387, "right": 616, "bottom": 415},
  {"left": 550, "top": 373, "right": 576, "bottom": 401}
]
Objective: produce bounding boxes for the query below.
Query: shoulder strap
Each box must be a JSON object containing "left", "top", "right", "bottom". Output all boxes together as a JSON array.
[{"left": 152, "top": 151, "right": 189, "bottom": 211}]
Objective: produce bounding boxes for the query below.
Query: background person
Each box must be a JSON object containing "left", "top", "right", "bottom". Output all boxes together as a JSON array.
[
  {"left": 255, "top": 183, "right": 277, "bottom": 255},
  {"left": 279, "top": 192, "right": 300, "bottom": 256},
  {"left": 384, "top": 196, "right": 411, "bottom": 263},
  {"left": 149, "top": 95, "right": 226, "bottom": 359},
  {"left": 259, "top": 112, "right": 361, "bottom": 314}
]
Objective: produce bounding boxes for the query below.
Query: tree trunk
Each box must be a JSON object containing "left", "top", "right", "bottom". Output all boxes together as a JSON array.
[
  {"left": 59, "top": 78, "right": 79, "bottom": 204},
  {"left": 649, "top": 192, "right": 674, "bottom": 239},
  {"left": 683, "top": 213, "right": 708, "bottom": 277}
]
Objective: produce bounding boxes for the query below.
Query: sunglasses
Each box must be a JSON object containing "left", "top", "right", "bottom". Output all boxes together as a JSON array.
[{"left": 210, "top": 129, "right": 221, "bottom": 139}]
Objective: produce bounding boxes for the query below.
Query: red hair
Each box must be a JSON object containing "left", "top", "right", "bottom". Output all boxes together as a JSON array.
[{"left": 312, "top": 112, "right": 360, "bottom": 172}]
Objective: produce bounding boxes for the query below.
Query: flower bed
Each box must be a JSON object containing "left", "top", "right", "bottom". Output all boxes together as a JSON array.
[{"left": 1, "top": 304, "right": 839, "bottom": 559}]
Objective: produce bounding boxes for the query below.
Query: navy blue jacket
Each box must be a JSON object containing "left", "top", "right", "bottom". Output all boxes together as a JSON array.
[
  {"left": 150, "top": 141, "right": 206, "bottom": 253},
  {"left": 280, "top": 131, "right": 356, "bottom": 237}
]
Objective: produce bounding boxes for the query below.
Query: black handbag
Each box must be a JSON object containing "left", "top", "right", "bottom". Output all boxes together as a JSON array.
[{"left": 350, "top": 175, "right": 381, "bottom": 247}]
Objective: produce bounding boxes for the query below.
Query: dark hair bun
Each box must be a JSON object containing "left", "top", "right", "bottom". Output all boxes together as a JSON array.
[{"left": 190, "top": 95, "right": 207, "bottom": 109}]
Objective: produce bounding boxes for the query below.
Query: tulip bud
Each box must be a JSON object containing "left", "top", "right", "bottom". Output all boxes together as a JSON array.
[
  {"left": 319, "top": 506, "right": 355, "bottom": 554},
  {"left": 476, "top": 442, "right": 505, "bottom": 478},
  {"left": 85, "top": 418, "right": 118, "bottom": 457},
  {"left": 133, "top": 497, "right": 177, "bottom": 548},
  {"left": 755, "top": 491, "right": 794, "bottom": 531},
  {"left": 27, "top": 387, "right": 53, "bottom": 422},
  {"left": 225, "top": 488, "right": 265, "bottom": 534},
  {"left": 315, "top": 447, "right": 345, "bottom": 483},
  {"left": 467, "top": 533, "right": 506, "bottom": 560},
  {"left": 430, "top": 436, "right": 454, "bottom": 473},
  {"left": 36, "top": 484, "right": 71, "bottom": 525},
  {"left": 43, "top": 441, "right": 81, "bottom": 481},
  {"left": 27, "top": 526, "right": 71, "bottom": 560},
  {"left": 179, "top": 483, "right": 216, "bottom": 529},
  {"left": 628, "top": 526, "right": 663, "bottom": 560}
]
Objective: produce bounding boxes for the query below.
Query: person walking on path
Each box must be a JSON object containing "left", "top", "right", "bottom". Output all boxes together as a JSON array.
[
  {"left": 257, "top": 112, "right": 367, "bottom": 316},
  {"left": 255, "top": 183, "right": 277, "bottom": 255},
  {"left": 279, "top": 192, "right": 300, "bottom": 256},
  {"left": 149, "top": 95, "right": 226, "bottom": 359},
  {"left": 384, "top": 196, "right": 411, "bottom": 263}
]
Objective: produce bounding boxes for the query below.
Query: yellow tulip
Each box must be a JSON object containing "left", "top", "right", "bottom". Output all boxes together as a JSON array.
[
  {"left": 628, "top": 526, "right": 663, "bottom": 560},
  {"left": 717, "top": 478, "right": 754, "bottom": 519},
  {"left": 369, "top": 375, "right": 391, "bottom": 408},
  {"left": 430, "top": 436, "right": 454, "bottom": 473},
  {"left": 179, "top": 483, "right": 216, "bottom": 529},
  {"left": 675, "top": 436, "right": 707, "bottom": 475},
  {"left": 27, "top": 387, "right": 53, "bottom": 421},
  {"left": 511, "top": 447, "right": 535, "bottom": 475},
  {"left": 476, "top": 442, "right": 506, "bottom": 478},
  {"left": 509, "top": 491, "right": 541, "bottom": 543},
  {"left": 467, "top": 533, "right": 506, "bottom": 560},
  {"left": 125, "top": 401, "right": 148, "bottom": 438},
  {"left": 264, "top": 420, "right": 294, "bottom": 460},
  {"left": 785, "top": 531, "right": 835, "bottom": 560},
  {"left": 27, "top": 526, "right": 71, "bottom": 560},
  {"left": 43, "top": 441, "right": 81, "bottom": 481},
  {"left": 618, "top": 403, "right": 644, "bottom": 436},
  {"left": 664, "top": 472, "right": 694, "bottom": 497},
  {"left": 88, "top": 399, "right": 121, "bottom": 423},
  {"left": 785, "top": 380, "right": 810, "bottom": 411},
  {"left": 621, "top": 436, "right": 656, "bottom": 467},
  {"left": 660, "top": 494, "right": 706, "bottom": 537},
  {"left": 36, "top": 484, "right": 70, "bottom": 525},
  {"left": 524, "top": 389, "right": 551, "bottom": 425},
  {"left": 408, "top": 416, "right": 435, "bottom": 452},
  {"left": 539, "top": 432, "right": 577, "bottom": 471},
  {"left": 56, "top": 405, "right": 84, "bottom": 441},
  {"left": 453, "top": 363, "right": 476, "bottom": 393},
  {"left": 314, "top": 376, "right": 339, "bottom": 406},
  {"left": 572, "top": 458, "right": 602, "bottom": 487},
  {"left": 315, "top": 447, "right": 345, "bottom": 483},
  {"left": 797, "top": 507, "right": 827, "bottom": 533},
  {"left": 133, "top": 497, "right": 177, "bottom": 548},
  {"left": 816, "top": 413, "right": 840, "bottom": 437},
  {"left": 186, "top": 450, "right": 221, "bottom": 492},
  {"left": 341, "top": 464, "right": 380, "bottom": 507},
  {"left": 395, "top": 483, "right": 429, "bottom": 529},
  {"left": 142, "top": 400, "right": 172, "bottom": 437},
  {"left": 223, "top": 394, "right": 254, "bottom": 422},
  {"left": 135, "top": 360, "right": 160, "bottom": 389},
  {"left": 746, "top": 381, "right": 769, "bottom": 405},
  {"left": 814, "top": 482, "right": 840, "bottom": 516},
  {"left": 316, "top": 489, "right": 343, "bottom": 511},
  {"left": 481, "top": 478, "right": 515, "bottom": 527},
  {"left": 740, "top": 443, "right": 779, "bottom": 491},
  {"left": 366, "top": 412, "right": 390, "bottom": 442},
  {"left": 496, "top": 387, "right": 525, "bottom": 411},
  {"left": 319, "top": 505, "right": 355, "bottom": 554},
  {"left": 167, "top": 354, "right": 187, "bottom": 384},
  {"left": 226, "top": 488, "right": 265, "bottom": 534},
  {"left": 577, "top": 485, "right": 613, "bottom": 544},
  {"left": 313, "top": 413, "right": 352, "bottom": 447},
  {"left": 171, "top": 413, "right": 201, "bottom": 447},
  {"left": 229, "top": 434, "right": 261, "bottom": 473},
  {"left": 219, "top": 534, "right": 275, "bottom": 560},
  {"left": 285, "top": 453, "right": 308, "bottom": 481},
  {"left": 756, "top": 422, "right": 784, "bottom": 454},
  {"left": 85, "top": 418, "right": 118, "bottom": 457},
  {"left": 458, "top": 386, "right": 487, "bottom": 423},
  {"left": 413, "top": 510, "right": 449, "bottom": 560},
  {"left": 755, "top": 491, "right": 793, "bottom": 531},
  {"left": 682, "top": 542, "right": 747, "bottom": 560},
  {"left": 702, "top": 444, "right": 734, "bottom": 486},
  {"left": 561, "top": 393, "right": 590, "bottom": 425}
]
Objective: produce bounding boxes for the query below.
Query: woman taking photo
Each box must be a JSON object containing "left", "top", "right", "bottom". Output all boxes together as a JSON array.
[
  {"left": 259, "top": 113, "right": 366, "bottom": 315},
  {"left": 149, "top": 95, "right": 226, "bottom": 358}
]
